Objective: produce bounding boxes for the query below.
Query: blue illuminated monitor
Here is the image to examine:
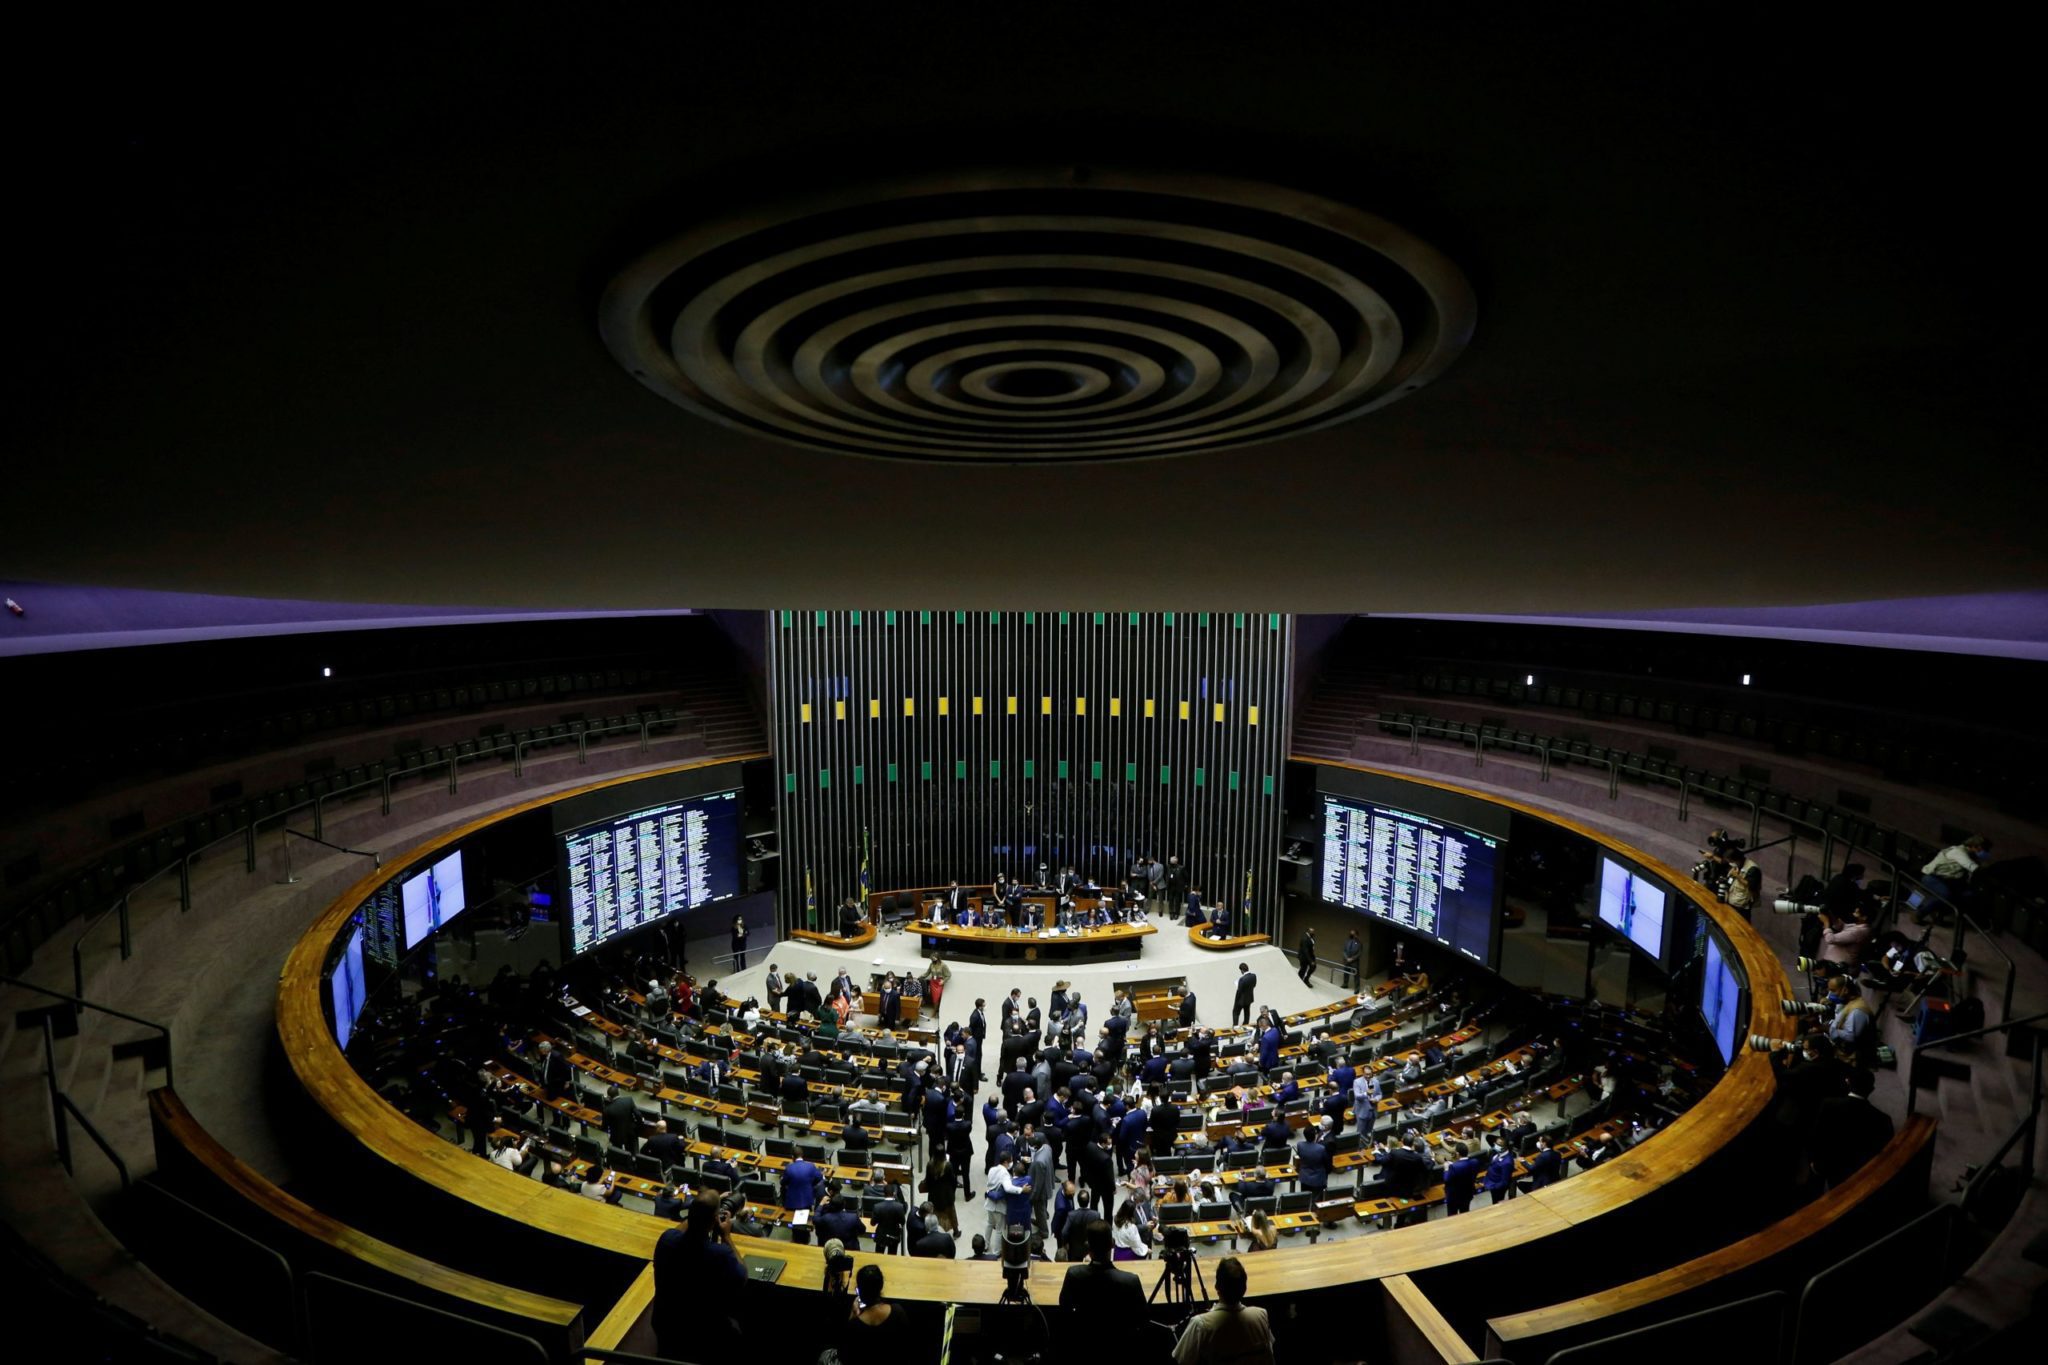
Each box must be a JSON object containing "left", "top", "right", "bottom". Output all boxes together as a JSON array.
[
  {"left": 401, "top": 849, "right": 467, "bottom": 950},
  {"left": 1700, "top": 928, "right": 1744, "bottom": 1066},
  {"left": 1597, "top": 855, "right": 1669, "bottom": 962},
  {"left": 330, "top": 923, "right": 367, "bottom": 1052}
]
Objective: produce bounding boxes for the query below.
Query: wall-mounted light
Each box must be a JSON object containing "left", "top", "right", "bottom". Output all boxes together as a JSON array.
[
  {"left": 322, "top": 667, "right": 333, "bottom": 678},
  {"left": 1525, "top": 674, "right": 1534, "bottom": 686},
  {"left": 1741, "top": 673, "right": 1751, "bottom": 686}
]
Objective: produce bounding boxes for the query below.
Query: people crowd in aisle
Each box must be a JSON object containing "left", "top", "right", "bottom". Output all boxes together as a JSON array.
[{"left": 326, "top": 855, "right": 1889, "bottom": 1364}]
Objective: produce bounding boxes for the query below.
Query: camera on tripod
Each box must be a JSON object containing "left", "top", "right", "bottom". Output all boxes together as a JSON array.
[
  {"left": 999, "top": 1224, "right": 1032, "bottom": 1303},
  {"left": 1780, "top": 998, "right": 1830, "bottom": 1017},
  {"left": 1148, "top": 1224, "right": 1207, "bottom": 1310}
]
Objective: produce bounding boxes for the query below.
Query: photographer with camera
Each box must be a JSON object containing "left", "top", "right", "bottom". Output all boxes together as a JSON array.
[{"left": 652, "top": 1192, "right": 743, "bottom": 1361}]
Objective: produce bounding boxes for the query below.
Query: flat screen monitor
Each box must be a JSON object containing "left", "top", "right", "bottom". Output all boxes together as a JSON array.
[
  {"left": 1317, "top": 794, "right": 1501, "bottom": 967},
  {"left": 1597, "top": 856, "right": 1669, "bottom": 962},
  {"left": 401, "top": 849, "right": 467, "bottom": 950},
  {"left": 330, "top": 923, "right": 367, "bottom": 1052},
  {"left": 1700, "top": 928, "right": 1745, "bottom": 1066},
  {"left": 562, "top": 790, "right": 742, "bottom": 957}
]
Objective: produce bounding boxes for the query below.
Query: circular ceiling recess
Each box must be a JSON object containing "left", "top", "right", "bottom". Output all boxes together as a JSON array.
[{"left": 600, "top": 170, "right": 1476, "bottom": 463}]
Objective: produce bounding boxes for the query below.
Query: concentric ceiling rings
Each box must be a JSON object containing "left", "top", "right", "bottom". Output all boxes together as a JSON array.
[{"left": 600, "top": 170, "right": 1476, "bottom": 462}]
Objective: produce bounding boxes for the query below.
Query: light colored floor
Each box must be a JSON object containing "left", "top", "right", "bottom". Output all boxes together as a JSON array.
[{"left": 666, "top": 915, "right": 1557, "bottom": 1255}]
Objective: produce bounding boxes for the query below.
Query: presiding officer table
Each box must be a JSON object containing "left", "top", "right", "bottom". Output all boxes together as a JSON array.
[{"left": 914, "top": 918, "right": 1156, "bottom": 962}]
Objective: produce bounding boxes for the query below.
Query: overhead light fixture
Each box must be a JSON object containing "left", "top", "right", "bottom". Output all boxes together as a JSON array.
[
  {"left": 322, "top": 667, "right": 333, "bottom": 678},
  {"left": 1525, "top": 674, "right": 1534, "bottom": 686},
  {"left": 1741, "top": 674, "right": 1751, "bottom": 686}
]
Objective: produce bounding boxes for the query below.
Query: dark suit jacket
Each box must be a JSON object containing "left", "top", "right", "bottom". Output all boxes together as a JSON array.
[
  {"left": 1178, "top": 993, "right": 1198, "bottom": 1026},
  {"left": 1812, "top": 1096, "right": 1896, "bottom": 1185},
  {"left": 1058, "top": 1258, "right": 1145, "bottom": 1314},
  {"left": 1296, "top": 1138, "right": 1331, "bottom": 1191},
  {"left": 1235, "top": 972, "right": 1258, "bottom": 1003}
]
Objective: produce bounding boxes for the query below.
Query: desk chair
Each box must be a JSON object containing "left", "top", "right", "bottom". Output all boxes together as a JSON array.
[
  {"left": 796, "top": 1142, "right": 829, "bottom": 1164},
  {"left": 764, "top": 1137, "right": 797, "bottom": 1160},
  {"left": 1160, "top": 1202, "right": 1195, "bottom": 1225}
]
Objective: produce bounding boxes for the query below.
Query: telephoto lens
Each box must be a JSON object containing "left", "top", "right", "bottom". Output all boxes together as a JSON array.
[
  {"left": 1795, "top": 955, "right": 1820, "bottom": 974},
  {"left": 1772, "top": 898, "right": 1821, "bottom": 915},
  {"left": 1779, "top": 998, "right": 1829, "bottom": 1017},
  {"left": 1748, "top": 1034, "right": 1794, "bottom": 1054}
]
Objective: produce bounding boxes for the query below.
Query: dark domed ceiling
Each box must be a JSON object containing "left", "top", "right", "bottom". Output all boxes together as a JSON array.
[{"left": 9, "top": 11, "right": 2042, "bottom": 614}]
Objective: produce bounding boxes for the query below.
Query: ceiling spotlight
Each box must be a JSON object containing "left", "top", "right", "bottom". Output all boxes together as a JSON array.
[
  {"left": 1525, "top": 674, "right": 1534, "bottom": 686},
  {"left": 1741, "top": 673, "right": 1751, "bottom": 686},
  {"left": 322, "top": 667, "right": 333, "bottom": 678}
]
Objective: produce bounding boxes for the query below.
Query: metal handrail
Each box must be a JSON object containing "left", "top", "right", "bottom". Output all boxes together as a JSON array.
[
  {"left": 1904, "top": 1007, "right": 2048, "bottom": 1060},
  {"left": 1, "top": 973, "right": 176, "bottom": 1088},
  {"left": 25, "top": 1004, "right": 134, "bottom": 1188}
]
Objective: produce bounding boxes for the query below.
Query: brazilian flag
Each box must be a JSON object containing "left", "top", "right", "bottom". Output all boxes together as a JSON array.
[
  {"left": 805, "top": 865, "right": 817, "bottom": 930},
  {"left": 859, "top": 828, "right": 872, "bottom": 903}
]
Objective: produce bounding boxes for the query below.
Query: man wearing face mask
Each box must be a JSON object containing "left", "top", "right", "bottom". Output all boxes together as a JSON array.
[{"left": 1821, "top": 975, "right": 1877, "bottom": 1066}]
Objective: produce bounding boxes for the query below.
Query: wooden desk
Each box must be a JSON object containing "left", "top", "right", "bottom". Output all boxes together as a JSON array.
[
  {"left": 915, "top": 919, "right": 1156, "bottom": 962},
  {"left": 792, "top": 922, "right": 876, "bottom": 950},
  {"left": 1188, "top": 924, "right": 1272, "bottom": 951},
  {"left": 858, "top": 992, "right": 923, "bottom": 1026}
]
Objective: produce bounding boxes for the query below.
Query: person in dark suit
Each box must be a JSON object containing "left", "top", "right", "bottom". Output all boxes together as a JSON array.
[
  {"left": 1186, "top": 886, "right": 1206, "bottom": 926},
  {"left": 536, "top": 1040, "right": 572, "bottom": 1101},
  {"left": 1178, "top": 989, "right": 1199, "bottom": 1028},
  {"left": 878, "top": 975, "right": 902, "bottom": 1030},
  {"left": 642, "top": 1119, "right": 686, "bottom": 1167},
  {"left": 1078, "top": 1132, "right": 1117, "bottom": 1214},
  {"left": 1380, "top": 1135, "right": 1435, "bottom": 1200},
  {"left": 1811, "top": 1068, "right": 1896, "bottom": 1187},
  {"left": 781, "top": 1155, "right": 822, "bottom": 1212},
  {"left": 1059, "top": 1221, "right": 1145, "bottom": 1326},
  {"left": 1524, "top": 1135, "right": 1563, "bottom": 1189},
  {"left": 602, "top": 1084, "right": 640, "bottom": 1153},
  {"left": 815, "top": 1190, "right": 864, "bottom": 1250},
  {"left": 653, "top": 1194, "right": 743, "bottom": 1360},
  {"left": 1296, "top": 1118, "right": 1334, "bottom": 1196},
  {"left": 944, "top": 881, "right": 967, "bottom": 917},
  {"left": 1233, "top": 964, "right": 1258, "bottom": 1027},
  {"left": 730, "top": 913, "right": 750, "bottom": 969},
  {"left": 1259, "top": 1021, "right": 1282, "bottom": 1073},
  {"left": 968, "top": 998, "right": 988, "bottom": 1050},
  {"left": 1297, "top": 928, "right": 1318, "bottom": 986},
  {"left": 868, "top": 1190, "right": 908, "bottom": 1253},
  {"left": 1150, "top": 1092, "right": 1182, "bottom": 1163},
  {"left": 1443, "top": 1141, "right": 1483, "bottom": 1215}
]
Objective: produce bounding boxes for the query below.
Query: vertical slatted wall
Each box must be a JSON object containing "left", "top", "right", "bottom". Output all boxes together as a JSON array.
[{"left": 770, "top": 610, "right": 1292, "bottom": 936}]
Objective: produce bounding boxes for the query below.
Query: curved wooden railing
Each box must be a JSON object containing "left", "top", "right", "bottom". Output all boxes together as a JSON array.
[
  {"left": 1483, "top": 1114, "right": 1937, "bottom": 1361},
  {"left": 147, "top": 1087, "right": 587, "bottom": 1356},
  {"left": 278, "top": 757, "right": 1794, "bottom": 1307},
  {"left": 1189, "top": 923, "right": 1271, "bottom": 950}
]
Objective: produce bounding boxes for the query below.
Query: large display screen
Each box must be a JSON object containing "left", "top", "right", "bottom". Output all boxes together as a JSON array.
[
  {"left": 401, "top": 850, "right": 467, "bottom": 950},
  {"left": 1598, "top": 856, "right": 1669, "bottom": 961},
  {"left": 330, "top": 923, "right": 367, "bottom": 1052},
  {"left": 563, "top": 790, "right": 742, "bottom": 956},
  {"left": 1318, "top": 795, "right": 1500, "bottom": 966},
  {"left": 1700, "top": 928, "right": 1744, "bottom": 1066}
]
